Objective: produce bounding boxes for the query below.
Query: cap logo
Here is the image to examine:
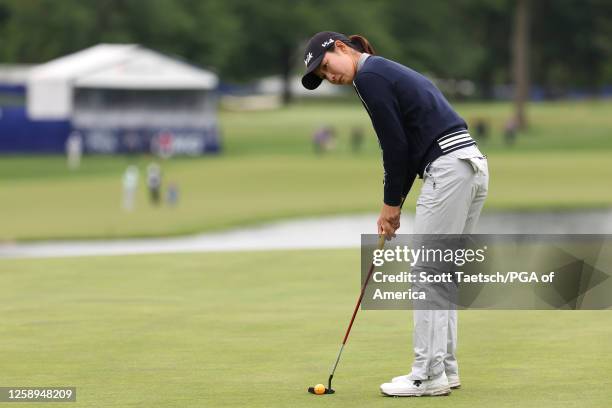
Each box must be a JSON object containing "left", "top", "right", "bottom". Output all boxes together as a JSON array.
[
  {"left": 321, "top": 38, "right": 334, "bottom": 48},
  {"left": 304, "top": 52, "right": 313, "bottom": 66}
]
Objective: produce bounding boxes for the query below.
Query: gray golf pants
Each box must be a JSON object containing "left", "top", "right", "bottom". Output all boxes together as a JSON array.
[{"left": 408, "top": 144, "right": 489, "bottom": 380}]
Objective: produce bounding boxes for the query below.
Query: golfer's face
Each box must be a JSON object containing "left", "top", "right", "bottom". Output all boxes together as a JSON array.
[{"left": 316, "top": 50, "right": 354, "bottom": 85}]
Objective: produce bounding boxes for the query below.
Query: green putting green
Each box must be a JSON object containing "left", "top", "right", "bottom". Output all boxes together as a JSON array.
[{"left": 1, "top": 249, "right": 611, "bottom": 407}]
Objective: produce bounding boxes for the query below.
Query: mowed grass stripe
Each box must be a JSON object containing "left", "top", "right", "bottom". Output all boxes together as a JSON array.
[
  {"left": 1, "top": 151, "right": 612, "bottom": 241},
  {"left": 0, "top": 249, "right": 611, "bottom": 407}
]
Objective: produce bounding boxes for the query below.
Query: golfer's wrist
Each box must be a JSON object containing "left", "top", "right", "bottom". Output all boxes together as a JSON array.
[{"left": 381, "top": 203, "right": 401, "bottom": 215}]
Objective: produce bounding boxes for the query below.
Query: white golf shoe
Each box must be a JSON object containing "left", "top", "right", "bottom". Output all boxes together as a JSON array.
[
  {"left": 447, "top": 374, "right": 461, "bottom": 389},
  {"left": 380, "top": 372, "right": 451, "bottom": 397},
  {"left": 391, "top": 372, "right": 461, "bottom": 389}
]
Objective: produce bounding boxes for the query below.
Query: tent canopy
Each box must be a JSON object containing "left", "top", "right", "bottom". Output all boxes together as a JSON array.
[{"left": 27, "top": 44, "right": 218, "bottom": 119}]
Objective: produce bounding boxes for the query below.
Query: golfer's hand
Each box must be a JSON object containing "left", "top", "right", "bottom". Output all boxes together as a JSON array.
[{"left": 377, "top": 204, "right": 401, "bottom": 240}]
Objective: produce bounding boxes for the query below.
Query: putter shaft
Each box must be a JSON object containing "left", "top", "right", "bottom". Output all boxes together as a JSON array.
[{"left": 326, "top": 234, "right": 386, "bottom": 390}]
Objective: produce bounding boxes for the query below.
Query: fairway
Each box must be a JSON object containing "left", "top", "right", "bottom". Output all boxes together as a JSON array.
[
  {"left": 2, "top": 100, "right": 612, "bottom": 241},
  {"left": 1, "top": 249, "right": 611, "bottom": 407},
  {"left": 221, "top": 99, "right": 612, "bottom": 155}
]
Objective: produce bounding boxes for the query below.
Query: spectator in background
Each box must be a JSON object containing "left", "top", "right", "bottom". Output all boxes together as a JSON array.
[
  {"left": 472, "top": 118, "right": 489, "bottom": 143},
  {"left": 122, "top": 165, "right": 139, "bottom": 211},
  {"left": 65, "top": 131, "right": 83, "bottom": 170},
  {"left": 313, "top": 125, "right": 336, "bottom": 154},
  {"left": 504, "top": 117, "right": 518, "bottom": 146},
  {"left": 147, "top": 162, "right": 162, "bottom": 205},
  {"left": 166, "top": 182, "right": 179, "bottom": 207},
  {"left": 350, "top": 125, "right": 364, "bottom": 153}
]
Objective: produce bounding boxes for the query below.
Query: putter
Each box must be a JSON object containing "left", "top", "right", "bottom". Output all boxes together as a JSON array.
[{"left": 308, "top": 233, "right": 387, "bottom": 395}]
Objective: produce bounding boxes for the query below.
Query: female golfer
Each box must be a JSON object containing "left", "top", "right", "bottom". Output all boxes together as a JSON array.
[{"left": 301, "top": 31, "right": 489, "bottom": 397}]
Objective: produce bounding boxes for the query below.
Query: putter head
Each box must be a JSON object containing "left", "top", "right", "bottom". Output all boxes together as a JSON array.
[{"left": 307, "top": 386, "right": 335, "bottom": 395}]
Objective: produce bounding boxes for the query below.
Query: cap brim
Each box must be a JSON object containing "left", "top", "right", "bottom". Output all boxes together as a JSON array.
[
  {"left": 302, "top": 72, "right": 323, "bottom": 90},
  {"left": 301, "top": 54, "right": 324, "bottom": 90}
]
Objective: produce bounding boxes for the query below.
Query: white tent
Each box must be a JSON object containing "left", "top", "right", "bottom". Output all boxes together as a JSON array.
[{"left": 27, "top": 44, "right": 218, "bottom": 120}]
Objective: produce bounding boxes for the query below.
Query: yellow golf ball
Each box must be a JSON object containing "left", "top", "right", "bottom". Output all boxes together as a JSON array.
[{"left": 314, "top": 384, "right": 326, "bottom": 395}]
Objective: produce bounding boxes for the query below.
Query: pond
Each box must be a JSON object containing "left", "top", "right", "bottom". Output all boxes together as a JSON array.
[{"left": 1, "top": 210, "right": 611, "bottom": 259}]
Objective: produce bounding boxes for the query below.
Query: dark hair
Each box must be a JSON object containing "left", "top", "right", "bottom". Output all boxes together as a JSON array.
[{"left": 347, "top": 34, "right": 376, "bottom": 55}]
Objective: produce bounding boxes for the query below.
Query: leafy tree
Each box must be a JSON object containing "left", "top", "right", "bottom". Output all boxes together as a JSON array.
[{"left": 0, "top": 0, "right": 610, "bottom": 103}]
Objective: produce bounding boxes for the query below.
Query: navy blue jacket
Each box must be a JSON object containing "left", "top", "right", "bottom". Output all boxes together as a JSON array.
[{"left": 352, "top": 56, "right": 474, "bottom": 206}]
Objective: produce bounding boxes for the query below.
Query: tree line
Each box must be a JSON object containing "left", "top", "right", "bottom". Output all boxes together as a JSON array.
[{"left": 0, "top": 0, "right": 610, "bottom": 100}]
